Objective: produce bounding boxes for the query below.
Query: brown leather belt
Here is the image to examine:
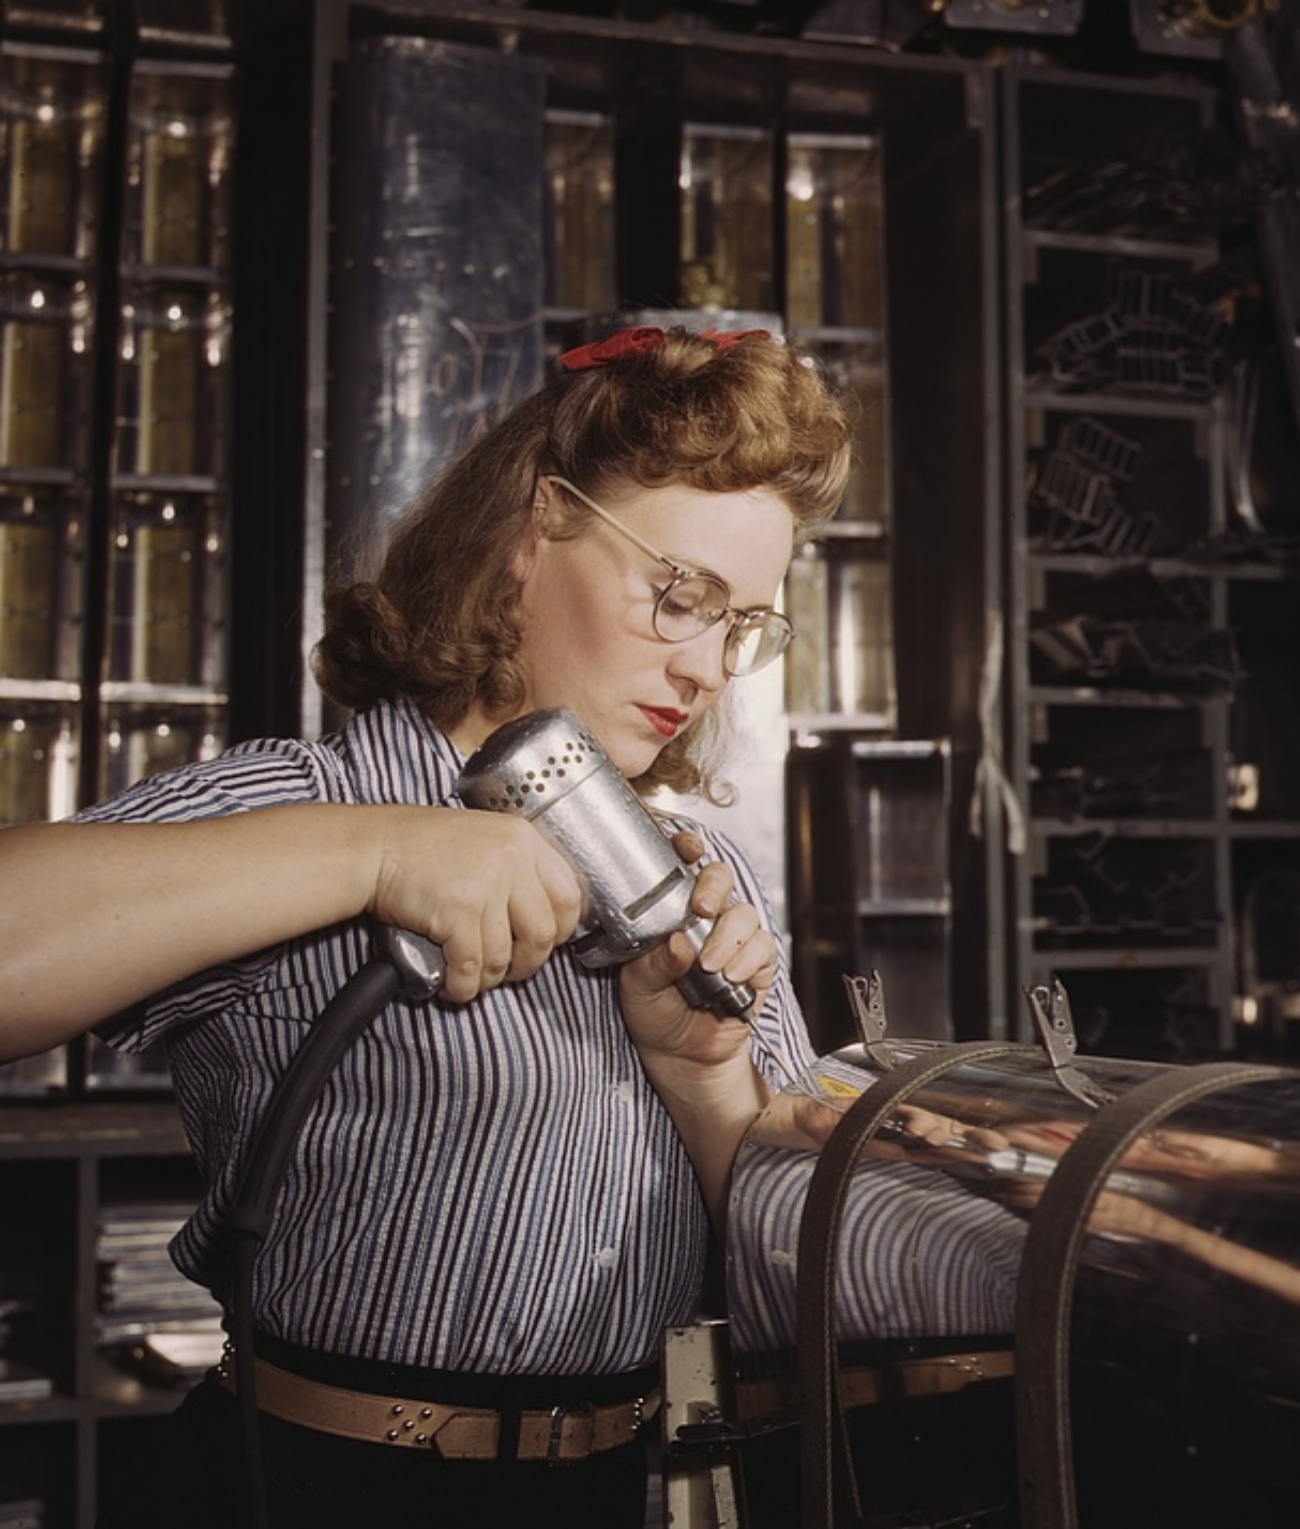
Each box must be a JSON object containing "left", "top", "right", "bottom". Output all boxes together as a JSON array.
[
  {"left": 736, "top": 1348, "right": 1015, "bottom": 1422},
  {"left": 218, "top": 1354, "right": 660, "bottom": 1462}
]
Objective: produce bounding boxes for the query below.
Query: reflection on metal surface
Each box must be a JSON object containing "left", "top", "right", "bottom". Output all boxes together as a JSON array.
[
  {"left": 680, "top": 123, "right": 773, "bottom": 314},
  {"left": 0, "top": 272, "right": 93, "bottom": 469},
  {"left": 783, "top": 541, "right": 895, "bottom": 722},
  {"left": 726, "top": 1010, "right": 1300, "bottom": 1526},
  {"left": 107, "top": 490, "right": 227, "bottom": 688},
  {"left": 0, "top": 504, "right": 68, "bottom": 680},
  {"left": 126, "top": 64, "right": 233, "bottom": 272},
  {"left": 781, "top": 546, "right": 830, "bottom": 715},
  {"left": 0, "top": 46, "right": 107, "bottom": 260},
  {"left": 803, "top": 338, "right": 891, "bottom": 527},
  {"left": 327, "top": 38, "right": 545, "bottom": 560},
  {"left": 732, "top": 1043, "right": 1300, "bottom": 1349},
  {"left": 785, "top": 133, "right": 883, "bottom": 332},
  {"left": 116, "top": 287, "right": 230, "bottom": 479},
  {"left": 0, "top": 705, "right": 76, "bottom": 825},
  {"left": 0, "top": 517, "right": 56, "bottom": 675},
  {"left": 100, "top": 701, "right": 223, "bottom": 800},
  {"left": 544, "top": 111, "right": 616, "bottom": 314}
]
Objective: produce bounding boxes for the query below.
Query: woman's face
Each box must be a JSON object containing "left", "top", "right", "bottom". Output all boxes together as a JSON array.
[{"left": 504, "top": 478, "right": 795, "bottom": 777}]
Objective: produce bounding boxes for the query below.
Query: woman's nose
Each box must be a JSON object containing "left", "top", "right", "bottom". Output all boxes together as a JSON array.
[{"left": 666, "top": 619, "right": 731, "bottom": 691}]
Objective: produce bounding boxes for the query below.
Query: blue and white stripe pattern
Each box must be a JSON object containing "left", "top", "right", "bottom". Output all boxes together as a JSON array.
[
  {"left": 726, "top": 1145, "right": 1024, "bottom": 1360},
  {"left": 79, "top": 698, "right": 817, "bottom": 1375}
]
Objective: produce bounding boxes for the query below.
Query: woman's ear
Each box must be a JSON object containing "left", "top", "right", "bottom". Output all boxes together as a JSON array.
[
  {"left": 531, "top": 473, "right": 567, "bottom": 535},
  {"left": 510, "top": 475, "right": 554, "bottom": 581}
]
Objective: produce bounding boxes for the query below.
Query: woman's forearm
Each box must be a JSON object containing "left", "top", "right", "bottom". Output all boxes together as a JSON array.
[
  {"left": 639, "top": 1047, "right": 771, "bottom": 1234},
  {"left": 0, "top": 810, "right": 382, "bottom": 1060},
  {"left": 0, "top": 801, "right": 584, "bottom": 1063}
]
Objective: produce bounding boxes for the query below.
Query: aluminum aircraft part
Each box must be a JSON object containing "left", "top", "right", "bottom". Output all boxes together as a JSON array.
[{"left": 724, "top": 1034, "right": 1300, "bottom": 1528}]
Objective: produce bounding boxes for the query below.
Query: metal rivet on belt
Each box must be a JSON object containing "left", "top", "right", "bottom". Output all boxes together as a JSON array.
[
  {"left": 419, "top": 1407, "right": 433, "bottom": 1419},
  {"left": 403, "top": 1419, "right": 414, "bottom": 1431},
  {"left": 415, "top": 1434, "right": 428, "bottom": 1445},
  {"left": 385, "top": 1430, "right": 400, "bottom": 1442},
  {"left": 391, "top": 1404, "right": 404, "bottom": 1416}
]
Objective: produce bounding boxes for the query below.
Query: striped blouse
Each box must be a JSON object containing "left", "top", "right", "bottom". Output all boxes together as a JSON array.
[{"left": 80, "top": 698, "right": 817, "bottom": 1376}]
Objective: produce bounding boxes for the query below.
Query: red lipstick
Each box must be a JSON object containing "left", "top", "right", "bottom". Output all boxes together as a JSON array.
[{"left": 640, "top": 706, "right": 686, "bottom": 739}]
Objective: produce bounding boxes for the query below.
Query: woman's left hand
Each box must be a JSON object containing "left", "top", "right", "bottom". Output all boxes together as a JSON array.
[{"left": 617, "top": 830, "right": 776, "bottom": 1065}]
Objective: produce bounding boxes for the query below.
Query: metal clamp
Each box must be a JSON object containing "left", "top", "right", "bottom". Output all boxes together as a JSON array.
[
  {"left": 841, "top": 971, "right": 898, "bottom": 1069},
  {"left": 1023, "top": 978, "right": 1114, "bottom": 1110}
]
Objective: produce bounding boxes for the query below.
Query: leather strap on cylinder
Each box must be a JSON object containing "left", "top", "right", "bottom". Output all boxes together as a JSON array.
[
  {"left": 1014, "top": 1059, "right": 1289, "bottom": 1529},
  {"left": 797, "top": 1041, "right": 1035, "bottom": 1529}
]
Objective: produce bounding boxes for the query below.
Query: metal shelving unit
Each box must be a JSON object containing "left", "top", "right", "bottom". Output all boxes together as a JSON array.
[
  {"left": 1002, "top": 62, "right": 1300, "bottom": 1062},
  {"left": 0, "top": 10, "right": 235, "bottom": 1527},
  {"left": 0, "top": 16, "right": 236, "bottom": 1098},
  {"left": 0, "top": 1102, "right": 200, "bottom": 1529}
]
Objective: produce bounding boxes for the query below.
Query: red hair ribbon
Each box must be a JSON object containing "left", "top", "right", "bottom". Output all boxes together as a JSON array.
[
  {"left": 557, "top": 324, "right": 770, "bottom": 371},
  {"left": 700, "top": 326, "right": 771, "bottom": 350}
]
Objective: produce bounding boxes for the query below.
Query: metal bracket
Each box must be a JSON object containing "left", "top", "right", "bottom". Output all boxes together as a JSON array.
[
  {"left": 1023, "top": 977, "right": 1114, "bottom": 1110},
  {"left": 661, "top": 1321, "right": 745, "bottom": 1529},
  {"left": 841, "top": 971, "right": 899, "bottom": 1069},
  {"left": 671, "top": 1406, "right": 750, "bottom": 1452}
]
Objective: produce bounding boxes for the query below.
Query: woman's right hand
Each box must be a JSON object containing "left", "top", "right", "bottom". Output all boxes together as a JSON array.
[{"left": 369, "top": 807, "right": 584, "bottom": 1001}]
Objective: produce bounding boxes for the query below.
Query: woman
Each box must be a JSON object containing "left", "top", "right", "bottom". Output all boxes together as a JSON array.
[{"left": 0, "top": 324, "right": 852, "bottom": 1527}]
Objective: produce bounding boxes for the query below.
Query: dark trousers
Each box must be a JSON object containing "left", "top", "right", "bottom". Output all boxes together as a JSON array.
[{"left": 98, "top": 1371, "right": 651, "bottom": 1529}]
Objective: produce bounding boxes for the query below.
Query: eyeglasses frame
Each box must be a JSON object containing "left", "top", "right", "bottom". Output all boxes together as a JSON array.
[{"left": 542, "top": 474, "right": 794, "bottom": 677}]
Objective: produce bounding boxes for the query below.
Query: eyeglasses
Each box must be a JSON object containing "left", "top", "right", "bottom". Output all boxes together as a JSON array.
[{"left": 544, "top": 476, "right": 794, "bottom": 679}]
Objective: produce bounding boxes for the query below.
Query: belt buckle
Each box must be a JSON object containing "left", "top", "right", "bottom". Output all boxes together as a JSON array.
[{"left": 547, "top": 1401, "right": 595, "bottom": 1465}]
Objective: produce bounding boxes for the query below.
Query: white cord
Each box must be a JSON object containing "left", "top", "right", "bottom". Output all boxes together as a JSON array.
[{"left": 968, "top": 609, "right": 1028, "bottom": 856}]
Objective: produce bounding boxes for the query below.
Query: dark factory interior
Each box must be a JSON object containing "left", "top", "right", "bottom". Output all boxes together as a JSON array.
[{"left": 1, "top": 2, "right": 1299, "bottom": 1526}]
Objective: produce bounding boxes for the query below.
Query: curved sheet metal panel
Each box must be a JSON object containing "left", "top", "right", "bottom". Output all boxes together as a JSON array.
[{"left": 725, "top": 1039, "right": 1300, "bottom": 1528}]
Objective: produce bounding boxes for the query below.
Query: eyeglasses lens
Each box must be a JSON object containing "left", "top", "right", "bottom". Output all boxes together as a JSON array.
[
  {"left": 652, "top": 575, "right": 731, "bottom": 639},
  {"left": 652, "top": 574, "right": 793, "bottom": 678},
  {"left": 725, "top": 616, "right": 793, "bottom": 677}
]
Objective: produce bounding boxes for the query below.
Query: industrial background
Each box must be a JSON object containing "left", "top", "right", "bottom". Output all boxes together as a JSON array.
[{"left": 0, "top": 2, "right": 1298, "bottom": 1525}]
